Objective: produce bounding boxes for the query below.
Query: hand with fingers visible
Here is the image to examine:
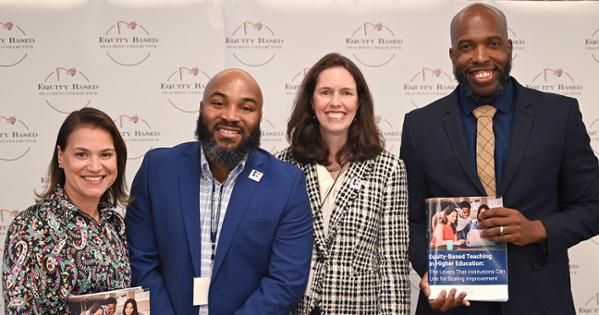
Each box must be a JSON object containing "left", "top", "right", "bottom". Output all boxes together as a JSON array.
[
  {"left": 420, "top": 271, "right": 471, "bottom": 311},
  {"left": 478, "top": 207, "right": 547, "bottom": 246}
]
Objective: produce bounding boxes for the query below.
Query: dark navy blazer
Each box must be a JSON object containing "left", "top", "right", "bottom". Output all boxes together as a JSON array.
[{"left": 401, "top": 79, "right": 599, "bottom": 315}]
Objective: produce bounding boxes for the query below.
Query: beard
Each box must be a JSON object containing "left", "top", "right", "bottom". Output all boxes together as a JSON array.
[
  {"left": 195, "top": 114, "right": 261, "bottom": 168},
  {"left": 454, "top": 58, "right": 512, "bottom": 101}
]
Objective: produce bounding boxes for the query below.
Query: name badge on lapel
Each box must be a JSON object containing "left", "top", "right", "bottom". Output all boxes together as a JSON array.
[
  {"left": 249, "top": 169, "right": 264, "bottom": 182},
  {"left": 350, "top": 178, "right": 361, "bottom": 189}
]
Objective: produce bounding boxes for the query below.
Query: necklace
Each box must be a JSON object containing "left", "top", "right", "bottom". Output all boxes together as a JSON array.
[{"left": 326, "top": 164, "right": 344, "bottom": 173}]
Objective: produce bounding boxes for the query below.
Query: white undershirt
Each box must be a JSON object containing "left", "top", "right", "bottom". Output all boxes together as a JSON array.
[
  {"left": 315, "top": 164, "right": 348, "bottom": 235},
  {"left": 304, "top": 164, "right": 350, "bottom": 296}
]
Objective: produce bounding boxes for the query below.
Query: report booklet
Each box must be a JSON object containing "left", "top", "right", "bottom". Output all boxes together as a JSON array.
[
  {"left": 427, "top": 196, "right": 508, "bottom": 301},
  {"left": 67, "top": 286, "right": 150, "bottom": 315}
]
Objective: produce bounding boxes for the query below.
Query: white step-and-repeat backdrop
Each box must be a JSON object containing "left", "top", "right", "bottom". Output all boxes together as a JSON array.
[{"left": 1, "top": 0, "right": 598, "bottom": 314}]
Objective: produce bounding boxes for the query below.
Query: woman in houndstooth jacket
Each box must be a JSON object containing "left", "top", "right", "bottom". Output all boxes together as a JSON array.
[{"left": 277, "top": 53, "right": 410, "bottom": 315}]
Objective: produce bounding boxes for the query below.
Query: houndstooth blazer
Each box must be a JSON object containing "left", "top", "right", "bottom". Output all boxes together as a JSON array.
[{"left": 277, "top": 149, "right": 410, "bottom": 315}]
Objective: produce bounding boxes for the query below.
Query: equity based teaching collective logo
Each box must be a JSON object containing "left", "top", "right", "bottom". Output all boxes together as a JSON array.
[
  {"left": 114, "top": 115, "right": 160, "bottom": 160},
  {"left": 345, "top": 22, "right": 403, "bottom": 68},
  {"left": 260, "top": 118, "right": 285, "bottom": 153},
  {"left": 0, "top": 20, "right": 35, "bottom": 67},
  {"left": 403, "top": 67, "right": 456, "bottom": 108},
  {"left": 160, "top": 66, "right": 210, "bottom": 113},
  {"left": 579, "top": 292, "right": 599, "bottom": 315},
  {"left": 375, "top": 115, "right": 401, "bottom": 152},
  {"left": 226, "top": 21, "right": 284, "bottom": 67},
  {"left": 38, "top": 66, "right": 99, "bottom": 114},
  {"left": 508, "top": 28, "right": 526, "bottom": 60},
  {"left": 284, "top": 67, "right": 310, "bottom": 97},
  {"left": 585, "top": 28, "right": 599, "bottom": 64},
  {"left": 1, "top": 207, "right": 21, "bottom": 242},
  {"left": 99, "top": 20, "right": 158, "bottom": 66},
  {"left": 0, "top": 115, "right": 38, "bottom": 161},
  {"left": 0, "top": 208, "right": 20, "bottom": 224},
  {"left": 526, "top": 68, "right": 583, "bottom": 97}
]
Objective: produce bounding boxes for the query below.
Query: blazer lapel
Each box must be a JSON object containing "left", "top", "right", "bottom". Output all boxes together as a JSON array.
[
  {"left": 442, "top": 92, "right": 486, "bottom": 195},
  {"left": 326, "top": 160, "right": 370, "bottom": 241},
  {"left": 211, "top": 151, "right": 264, "bottom": 278},
  {"left": 178, "top": 144, "right": 201, "bottom": 276},
  {"left": 499, "top": 82, "right": 535, "bottom": 194},
  {"left": 301, "top": 163, "right": 328, "bottom": 257}
]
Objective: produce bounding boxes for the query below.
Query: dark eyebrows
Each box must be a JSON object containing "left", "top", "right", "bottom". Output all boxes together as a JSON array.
[
  {"left": 456, "top": 35, "right": 504, "bottom": 46},
  {"left": 486, "top": 35, "right": 504, "bottom": 41},
  {"left": 241, "top": 97, "right": 258, "bottom": 105},
  {"left": 206, "top": 91, "right": 259, "bottom": 105},
  {"left": 207, "top": 91, "right": 226, "bottom": 99},
  {"left": 455, "top": 39, "right": 472, "bottom": 47},
  {"left": 72, "top": 147, "right": 115, "bottom": 152},
  {"left": 73, "top": 147, "right": 115, "bottom": 151}
]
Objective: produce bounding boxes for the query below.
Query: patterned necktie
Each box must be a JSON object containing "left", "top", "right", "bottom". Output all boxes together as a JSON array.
[{"left": 473, "top": 105, "right": 497, "bottom": 196}]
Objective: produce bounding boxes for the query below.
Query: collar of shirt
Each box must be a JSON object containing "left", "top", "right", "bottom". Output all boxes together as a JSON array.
[
  {"left": 51, "top": 185, "right": 115, "bottom": 224},
  {"left": 199, "top": 147, "right": 248, "bottom": 184},
  {"left": 459, "top": 77, "right": 515, "bottom": 116}
]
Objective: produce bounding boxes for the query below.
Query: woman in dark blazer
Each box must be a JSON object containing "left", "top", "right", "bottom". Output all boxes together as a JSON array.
[{"left": 277, "top": 53, "right": 410, "bottom": 315}]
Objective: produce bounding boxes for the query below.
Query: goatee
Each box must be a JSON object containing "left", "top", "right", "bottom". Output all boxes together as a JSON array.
[
  {"left": 453, "top": 59, "right": 512, "bottom": 102},
  {"left": 195, "top": 115, "right": 261, "bottom": 168}
]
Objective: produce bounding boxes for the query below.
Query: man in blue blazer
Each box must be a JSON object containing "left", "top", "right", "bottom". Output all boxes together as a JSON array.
[
  {"left": 400, "top": 3, "right": 599, "bottom": 315},
  {"left": 126, "top": 69, "right": 313, "bottom": 315}
]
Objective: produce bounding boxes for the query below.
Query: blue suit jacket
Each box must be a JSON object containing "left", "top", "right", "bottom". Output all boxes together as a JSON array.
[
  {"left": 400, "top": 79, "right": 599, "bottom": 315},
  {"left": 125, "top": 142, "right": 313, "bottom": 315}
]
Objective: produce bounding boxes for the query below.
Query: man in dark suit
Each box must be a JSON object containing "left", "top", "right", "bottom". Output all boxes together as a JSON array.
[
  {"left": 126, "top": 69, "right": 313, "bottom": 315},
  {"left": 400, "top": 3, "right": 599, "bottom": 315}
]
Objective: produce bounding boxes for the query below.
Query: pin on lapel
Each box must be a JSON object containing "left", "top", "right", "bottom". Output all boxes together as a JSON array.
[
  {"left": 350, "top": 178, "right": 361, "bottom": 189},
  {"left": 249, "top": 169, "right": 264, "bottom": 182}
]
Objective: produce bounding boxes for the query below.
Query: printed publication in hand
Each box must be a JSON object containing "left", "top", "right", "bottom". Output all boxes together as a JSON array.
[
  {"left": 67, "top": 286, "right": 150, "bottom": 315},
  {"left": 427, "top": 196, "right": 508, "bottom": 301}
]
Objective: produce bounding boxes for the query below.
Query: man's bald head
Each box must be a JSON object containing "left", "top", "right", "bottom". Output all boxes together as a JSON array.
[
  {"left": 202, "top": 68, "right": 263, "bottom": 107},
  {"left": 450, "top": 3, "right": 508, "bottom": 46}
]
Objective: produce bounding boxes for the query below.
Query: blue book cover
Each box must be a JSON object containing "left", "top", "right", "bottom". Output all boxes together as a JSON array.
[{"left": 426, "top": 196, "right": 508, "bottom": 301}]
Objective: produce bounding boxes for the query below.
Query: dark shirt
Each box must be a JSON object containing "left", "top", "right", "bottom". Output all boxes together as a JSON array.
[
  {"left": 459, "top": 79, "right": 515, "bottom": 191},
  {"left": 2, "top": 185, "right": 131, "bottom": 314}
]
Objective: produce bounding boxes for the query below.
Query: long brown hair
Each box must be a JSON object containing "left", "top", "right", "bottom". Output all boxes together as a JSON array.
[
  {"left": 286, "top": 52, "right": 383, "bottom": 165},
  {"left": 38, "top": 107, "right": 128, "bottom": 208},
  {"left": 440, "top": 206, "right": 458, "bottom": 233}
]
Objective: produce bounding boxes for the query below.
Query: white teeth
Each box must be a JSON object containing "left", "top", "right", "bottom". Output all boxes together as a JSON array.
[
  {"left": 85, "top": 176, "right": 102, "bottom": 182},
  {"left": 327, "top": 112, "right": 344, "bottom": 119},
  {"left": 474, "top": 71, "right": 492, "bottom": 79},
  {"left": 220, "top": 129, "right": 239, "bottom": 134}
]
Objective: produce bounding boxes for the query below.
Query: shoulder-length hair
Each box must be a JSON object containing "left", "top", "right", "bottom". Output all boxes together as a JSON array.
[
  {"left": 37, "top": 107, "right": 128, "bottom": 208},
  {"left": 440, "top": 206, "right": 458, "bottom": 233},
  {"left": 286, "top": 52, "right": 384, "bottom": 165}
]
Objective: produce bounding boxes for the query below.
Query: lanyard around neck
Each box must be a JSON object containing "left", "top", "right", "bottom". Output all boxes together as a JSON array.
[
  {"left": 210, "top": 180, "right": 225, "bottom": 261},
  {"left": 318, "top": 163, "right": 349, "bottom": 208}
]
